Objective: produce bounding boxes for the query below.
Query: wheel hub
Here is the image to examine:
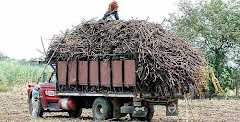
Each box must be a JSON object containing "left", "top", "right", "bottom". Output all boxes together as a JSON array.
[{"left": 96, "top": 103, "right": 103, "bottom": 117}]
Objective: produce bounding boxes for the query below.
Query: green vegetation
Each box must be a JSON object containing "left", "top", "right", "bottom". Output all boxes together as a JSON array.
[
  {"left": 0, "top": 60, "right": 44, "bottom": 84},
  {"left": 167, "top": 0, "right": 240, "bottom": 93},
  {"left": 0, "top": 84, "right": 12, "bottom": 92},
  {"left": 0, "top": 52, "right": 51, "bottom": 92}
]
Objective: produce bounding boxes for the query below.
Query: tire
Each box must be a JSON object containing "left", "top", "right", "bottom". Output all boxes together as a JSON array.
[
  {"left": 146, "top": 105, "right": 154, "bottom": 121},
  {"left": 38, "top": 99, "right": 44, "bottom": 117},
  {"left": 29, "top": 97, "right": 44, "bottom": 117},
  {"left": 68, "top": 108, "right": 82, "bottom": 118},
  {"left": 28, "top": 97, "right": 33, "bottom": 116},
  {"left": 92, "top": 97, "right": 112, "bottom": 120}
]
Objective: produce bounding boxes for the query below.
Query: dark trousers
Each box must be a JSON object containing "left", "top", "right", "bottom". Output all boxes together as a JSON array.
[{"left": 103, "top": 11, "right": 119, "bottom": 20}]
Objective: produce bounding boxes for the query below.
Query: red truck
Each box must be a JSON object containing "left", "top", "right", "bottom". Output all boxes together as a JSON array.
[{"left": 28, "top": 54, "right": 181, "bottom": 120}]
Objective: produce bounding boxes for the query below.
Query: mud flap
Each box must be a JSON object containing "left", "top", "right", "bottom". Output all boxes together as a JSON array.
[
  {"left": 132, "top": 106, "right": 147, "bottom": 117},
  {"left": 166, "top": 100, "right": 178, "bottom": 116},
  {"left": 112, "top": 99, "right": 125, "bottom": 118}
]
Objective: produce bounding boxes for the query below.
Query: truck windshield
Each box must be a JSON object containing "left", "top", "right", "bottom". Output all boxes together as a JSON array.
[{"left": 50, "top": 74, "right": 57, "bottom": 83}]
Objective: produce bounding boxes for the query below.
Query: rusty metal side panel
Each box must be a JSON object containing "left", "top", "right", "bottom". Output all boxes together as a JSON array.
[
  {"left": 112, "top": 61, "right": 122, "bottom": 87},
  {"left": 100, "top": 61, "right": 110, "bottom": 87},
  {"left": 90, "top": 61, "right": 98, "bottom": 86},
  {"left": 124, "top": 60, "right": 136, "bottom": 87},
  {"left": 68, "top": 61, "right": 77, "bottom": 85},
  {"left": 78, "top": 61, "right": 88, "bottom": 85},
  {"left": 57, "top": 61, "right": 67, "bottom": 85}
]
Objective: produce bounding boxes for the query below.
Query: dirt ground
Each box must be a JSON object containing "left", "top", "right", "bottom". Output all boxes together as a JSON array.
[{"left": 0, "top": 85, "right": 240, "bottom": 122}]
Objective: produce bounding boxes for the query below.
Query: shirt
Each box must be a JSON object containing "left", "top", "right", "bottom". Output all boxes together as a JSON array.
[{"left": 108, "top": 2, "right": 118, "bottom": 11}]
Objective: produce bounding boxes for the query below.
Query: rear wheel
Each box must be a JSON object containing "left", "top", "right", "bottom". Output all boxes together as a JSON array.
[
  {"left": 146, "top": 105, "right": 154, "bottom": 121},
  {"left": 92, "top": 97, "right": 112, "bottom": 120},
  {"left": 68, "top": 108, "right": 82, "bottom": 118}
]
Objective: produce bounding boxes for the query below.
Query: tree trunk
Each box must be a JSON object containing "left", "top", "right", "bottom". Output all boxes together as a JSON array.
[
  {"left": 214, "top": 49, "right": 221, "bottom": 78},
  {"left": 208, "top": 49, "right": 222, "bottom": 94},
  {"left": 236, "top": 76, "right": 239, "bottom": 98}
]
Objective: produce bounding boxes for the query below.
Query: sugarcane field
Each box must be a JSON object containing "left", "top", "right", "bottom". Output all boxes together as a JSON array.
[{"left": 0, "top": 0, "right": 240, "bottom": 122}]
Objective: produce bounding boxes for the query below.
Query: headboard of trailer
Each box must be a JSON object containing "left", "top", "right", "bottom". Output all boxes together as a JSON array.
[{"left": 56, "top": 59, "right": 137, "bottom": 93}]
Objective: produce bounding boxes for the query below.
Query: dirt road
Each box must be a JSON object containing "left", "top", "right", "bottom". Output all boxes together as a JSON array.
[{"left": 0, "top": 85, "right": 240, "bottom": 122}]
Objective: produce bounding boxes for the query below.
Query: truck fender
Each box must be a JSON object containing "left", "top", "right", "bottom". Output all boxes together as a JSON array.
[{"left": 38, "top": 87, "right": 48, "bottom": 108}]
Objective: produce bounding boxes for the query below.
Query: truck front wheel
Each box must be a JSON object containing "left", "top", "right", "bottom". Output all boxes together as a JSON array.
[
  {"left": 29, "top": 97, "right": 44, "bottom": 117},
  {"left": 92, "top": 97, "right": 112, "bottom": 120}
]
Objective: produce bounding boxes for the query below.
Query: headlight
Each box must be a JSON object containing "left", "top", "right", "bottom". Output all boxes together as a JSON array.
[{"left": 45, "top": 90, "right": 55, "bottom": 96}]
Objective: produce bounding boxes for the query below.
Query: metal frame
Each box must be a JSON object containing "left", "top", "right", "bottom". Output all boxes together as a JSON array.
[
  {"left": 110, "top": 60, "right": 113, "bottom": 91},
  {"left": 66, "top": 61, "right": 69, "bottom": 86},
  {"left": 55, "top": 53, "right": 138, "bottom": 96},
  {"left": 76, "top": 61, "right": 79, "bottom": 90},
  {"left": 97, "top": 57, "right": 101, "bottom": 91},
  {"left": 56, "top": 92, "right": 140, "bottom": 98},
  {"left": 122, "top": 60, "right": 125, "bottom": 91},
  {"left": 87, "top": 59, "right": 90, "bottom": 91}
]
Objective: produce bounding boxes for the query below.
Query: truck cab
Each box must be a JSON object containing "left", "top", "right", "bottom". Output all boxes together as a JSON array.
[{"left": 27, "top": 73, "right": 62, "bottom": 117}]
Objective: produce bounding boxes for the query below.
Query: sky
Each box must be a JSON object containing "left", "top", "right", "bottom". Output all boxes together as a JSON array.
[{"left": 0, "top": 0, "right": 178, "bottom": 60}]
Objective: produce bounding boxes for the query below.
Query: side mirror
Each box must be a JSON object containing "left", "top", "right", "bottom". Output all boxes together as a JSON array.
[{"left": 42, "top": 72, "right": 46, "bottom": 83}]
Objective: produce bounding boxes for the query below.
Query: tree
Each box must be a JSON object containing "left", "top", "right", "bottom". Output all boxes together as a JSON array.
[
  {"left": 167, "top": 0, "right": 240, "bottom": 91},
  {"left": 0, "top": 51, "right": 9, "bottom": 61}
]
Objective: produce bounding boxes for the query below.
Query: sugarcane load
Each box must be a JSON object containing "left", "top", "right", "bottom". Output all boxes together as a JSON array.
[{"left": 46, "top": 19, "right": 205, "bottom": 98}]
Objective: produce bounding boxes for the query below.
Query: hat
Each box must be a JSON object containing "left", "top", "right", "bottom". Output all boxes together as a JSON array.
[{"left": 113, "top": 1, "right": 117, "bottom": 5}]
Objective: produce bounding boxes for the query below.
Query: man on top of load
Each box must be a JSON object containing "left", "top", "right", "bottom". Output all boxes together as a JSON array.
[{"left": 103, "top": 0, "right": 119, "bottom": 20}]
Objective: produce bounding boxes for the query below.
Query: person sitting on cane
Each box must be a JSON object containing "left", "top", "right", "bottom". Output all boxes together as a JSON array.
[{"left": 103, "top": 0, "right": 119, "bottom": 20}]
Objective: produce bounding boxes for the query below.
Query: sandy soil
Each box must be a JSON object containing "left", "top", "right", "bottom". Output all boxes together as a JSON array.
[{"left": 0, "top": 85, "right": 240, "bottom": 122}]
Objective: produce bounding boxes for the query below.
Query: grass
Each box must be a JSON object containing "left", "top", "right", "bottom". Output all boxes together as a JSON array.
[
  {"left": 225, "top": 88, "right": 236, "bottom": 97},
  {"left": 0, "top": 59, "right": 52, "bottom": 92},
  {"left": 0, "top": 84, "right": 12, "bottom": 92}
]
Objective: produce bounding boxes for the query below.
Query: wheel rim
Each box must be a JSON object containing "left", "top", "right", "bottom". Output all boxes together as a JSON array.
[{"left": 95, "top": 103, "right": 104, "bottom": 117}]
